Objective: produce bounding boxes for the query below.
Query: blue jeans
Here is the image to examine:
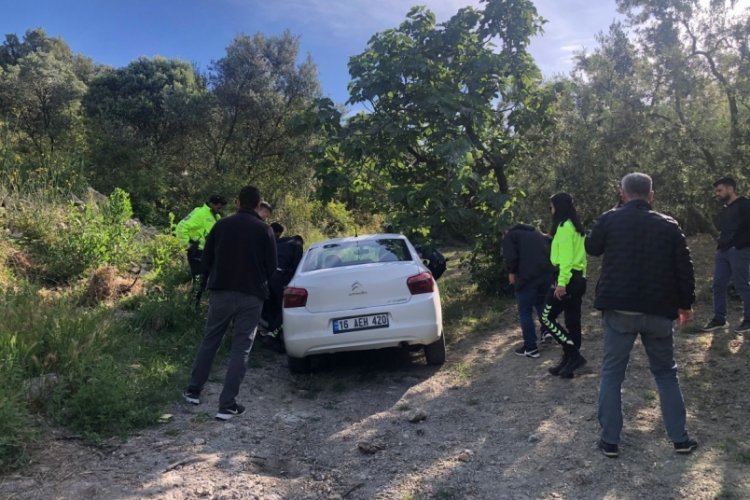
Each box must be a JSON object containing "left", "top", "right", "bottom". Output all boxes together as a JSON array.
[
  {"left": 186, "top": 290, "right": 263, "bottom": 409},
  {"left": 598, "top": 311, "right": 689, "bottom": 445},
  {"left": 712, "top": 247, "right": 750, "bottom": 321},
  {"left": 515, "top": 274, "right": 551, "bottom": 351}
]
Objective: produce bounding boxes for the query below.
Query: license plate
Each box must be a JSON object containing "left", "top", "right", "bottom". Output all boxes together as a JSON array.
[{"left": 332, "top": 313, "right": 389, "bottom": 333}]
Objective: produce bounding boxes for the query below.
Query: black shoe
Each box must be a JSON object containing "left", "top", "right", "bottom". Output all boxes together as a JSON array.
[
  {"left": 548, "top": 355, "right": 570, "bottom": 376},
  {"left": 674, "top": 438, "right": 698, "bottom": 454},
  {"left": 262, "top": 335, "right": 286, "bottom": 354},
  {"left": 598, "top": 439, "right": 619, "bottom": 458},
  {"left": 702, "top": 318, "right": 727, "bottom": 331},
  {"left": 559, "top": 353, "right": 587, "bottom": 378},
  {"left": 540, "top": 331, "right": 554, "bottom": 343},
  {"left": 514, "top": 346, "right": 540, "bottom": 358},
  {"left": 182, "top": 390, "right": 200, "bottom": 405},
  {"left": 216, "top": 403, "right": 246, "bottom": 421},
  {"left": 734, "top": 320, "right": 750, "bottom": 334}
]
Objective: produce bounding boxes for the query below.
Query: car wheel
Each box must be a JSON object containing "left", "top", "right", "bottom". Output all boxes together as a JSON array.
[
  {"left": 288, "top": 355, "right": 311, "bottom": 374},
  {"left": 424, "top": 334, "right": 446, "bottom": 365}
]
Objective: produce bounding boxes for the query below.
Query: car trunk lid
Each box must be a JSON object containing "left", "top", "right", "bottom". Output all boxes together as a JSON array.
[{"left": 296, "top": 262, "right": 422, "bottom": 313}]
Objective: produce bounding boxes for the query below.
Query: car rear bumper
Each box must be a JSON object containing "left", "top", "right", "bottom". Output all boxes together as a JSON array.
[{"left": 283, "top": 296, "right": 442, "bottom": 358}]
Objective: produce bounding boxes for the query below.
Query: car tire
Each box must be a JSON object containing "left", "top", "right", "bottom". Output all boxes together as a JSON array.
[
  {"left": 288, "top": 355, "right": 311, "bottom": 374},
  {"left": 424, "top": 334, "right": 446, "bottom": 365}
]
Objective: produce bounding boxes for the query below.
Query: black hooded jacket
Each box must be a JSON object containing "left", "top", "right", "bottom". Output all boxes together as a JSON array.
[{"left": 502, "top": 224, "right": 554, "bottom": 290}]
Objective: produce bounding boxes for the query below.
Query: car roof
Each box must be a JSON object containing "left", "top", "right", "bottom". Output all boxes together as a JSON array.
[{"left": 307, "top": 233, "right": 408, "bottom": 249}]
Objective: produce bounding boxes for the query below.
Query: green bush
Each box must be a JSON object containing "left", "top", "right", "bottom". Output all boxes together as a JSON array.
[
  {"left": 0, "top": 386, "right": 32, "bottom": 473},
  {"left": 7, "top": 187, "right": 142, "bottom": 283},
  {"left": 465, "top": 207, "right": 515, "bottom": 296},
  {"left": 55, "top": 355, "right": 160, "bottom": 438}
]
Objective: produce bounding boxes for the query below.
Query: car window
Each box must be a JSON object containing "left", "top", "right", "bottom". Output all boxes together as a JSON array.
[{"left": 301, "top": 238, "right": 413, "bottom": 271}]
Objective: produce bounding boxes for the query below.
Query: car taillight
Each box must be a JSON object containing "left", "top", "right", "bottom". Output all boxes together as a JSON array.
[
  {"left": 283, "top": 287, "right": 308, "bottom": 308},
  {"left": 407, "top": 272, "right": 434, "bottom": 294}
]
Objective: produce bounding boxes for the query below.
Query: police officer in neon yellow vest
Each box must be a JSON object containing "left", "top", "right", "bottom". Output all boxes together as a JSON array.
[{"left": 176, "top": 194, "right": 227, "bottom": 302}]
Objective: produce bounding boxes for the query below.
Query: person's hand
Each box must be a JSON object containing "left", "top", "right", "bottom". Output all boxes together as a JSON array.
[
  {"left": 678, "top": 308, "right": 693, "bottom": 327},
  {"left": 553, "top": 285, "right": 567, "bottom": 300},
  {"left": 508, "top": 273, "right": 516, "bottom": 285}
]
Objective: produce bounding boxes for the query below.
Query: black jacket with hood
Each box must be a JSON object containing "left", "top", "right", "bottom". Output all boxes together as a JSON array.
[{"left": 502, "top": 224, "right": 554, "bottom": 290}]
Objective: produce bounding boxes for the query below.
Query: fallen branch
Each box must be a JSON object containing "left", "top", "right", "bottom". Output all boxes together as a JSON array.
[{"left": 162, "top": 457, "right": 204, "bottom": 473}]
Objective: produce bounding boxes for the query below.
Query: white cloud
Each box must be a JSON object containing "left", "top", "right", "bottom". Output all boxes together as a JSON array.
[{"left": 238, "top": 0, "right": 482, "bottom": 39}]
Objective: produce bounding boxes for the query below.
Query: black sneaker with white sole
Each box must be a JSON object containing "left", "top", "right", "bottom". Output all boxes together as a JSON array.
[
  {"left": 182, "top": 391, "right": 200, "bottom": 405},
  {"left": 215, "top": 403, "right": 246, "bottom": 421},
  {"left": 734, "top": 320, "right": 750, "bottom": 334},
  {"left": 702, "top": 318, "right": 727, "bottom": 331},
  {"left": 598, "top": 439, "right": 619, "bottom": 458},
  {"left": 514, "top": 346, "right": 540, "bottom": 358},
  {"left": 674, "top": 438, "right": 698, "bottom": 454}
]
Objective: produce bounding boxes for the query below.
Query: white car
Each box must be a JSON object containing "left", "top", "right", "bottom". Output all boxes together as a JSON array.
[{"left": 282, "top": 234, "right": 445, "bottom": 373}]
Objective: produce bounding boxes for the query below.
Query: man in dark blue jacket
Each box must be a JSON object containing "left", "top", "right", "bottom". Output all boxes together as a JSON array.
[
  {"left": 703, "top": 177, "right": 750, "bottom": 333},
  {"left": 502, "top": 224, "right": 554, "bottom": 358},
  {"left": 183, "top": 186, "right": 277, "bottom": 421},
  {"left": 586, "top": 172, "right": 697, "bottom": 458}
]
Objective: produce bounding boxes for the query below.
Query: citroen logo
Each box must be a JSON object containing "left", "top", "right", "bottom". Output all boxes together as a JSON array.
[{"left": 350, "top": 281, "right": 367, "bottom": 295}]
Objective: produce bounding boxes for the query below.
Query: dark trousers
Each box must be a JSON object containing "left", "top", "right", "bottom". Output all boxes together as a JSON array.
[
  {"left": 712, "top": 247, "right": 750, "bottom": 321},
  {"left": 187, "top": 247, "right": 206, "bottom": 303},
  {"left": 541, "top": 272, "right": 586, "bottom": 355},
  {"left": 515, "top": 274, "right": 552, "bottom": 351},
  {"left": 260, "top": 269, "right": 293, "bottom": 332},
  {"left": 186, "top": 290, "right": 263, "bottom": 409}
]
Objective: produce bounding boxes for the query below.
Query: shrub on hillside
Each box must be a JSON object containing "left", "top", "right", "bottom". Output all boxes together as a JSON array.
[
  {"left": 0, "top": 386, "right": 32, "bottom": 473},
  {"left": 54, "top": 356, "right": 160, "bottom": 438},
  {"left": 8, "top": 188, "right": 142, "bottom": 283}
]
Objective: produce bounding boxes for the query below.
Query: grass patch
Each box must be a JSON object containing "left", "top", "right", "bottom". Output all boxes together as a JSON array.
[
  {"left": 715, "top": 488, "right": 743, "bottom": 500},
  {"left": 439, "top": 249, "right": 513, "bottom": 343},
  {"left": 736, "top": 448, "right": 750, "bottom": 464},
  {"left": 433, "top": 489, "right": 461, "bottom": 500},
  {"left": 450, "top": 360, "right": 473, "bottom": 385},
  {"left": 0, "top": 385, "right": 34, "bottom": 473},
  {"left": 396, "top": 402, "right": 411, "bottom": 412},
  {"left": 0, "top": 279, "right": 202, "bottom": 467}
]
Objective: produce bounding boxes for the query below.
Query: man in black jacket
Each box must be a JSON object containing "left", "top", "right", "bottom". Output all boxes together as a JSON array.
[
  {"left": 502, "top": 224, "right": 554, "bottom": 358},
  {"left": 586, "top": 172, "right": 697, "bottom": 458},
  {"left": 183, "top": 186, "right": 277, "bottom": 421},
  {"left": 703, "top": 177, "right": 750, "bottom": 333}
]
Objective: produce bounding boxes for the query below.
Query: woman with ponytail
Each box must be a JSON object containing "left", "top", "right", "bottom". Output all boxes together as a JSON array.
[{"left": 541, "top": 192, "right": 588, "bottom": 378}]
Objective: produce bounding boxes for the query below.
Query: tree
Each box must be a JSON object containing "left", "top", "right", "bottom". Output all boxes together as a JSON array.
[
  {"left": 326, "top": 0, "right": 557, "bottom": 292},
  {"left": 206, "top": 32, "right": 321, "bottom": 203},
  {"left": 616, "top": 0, "right": 750, "bottom": 171},
  {"left": 341, "top": 1, "right": 555, "bottom": 233},
  {"left": 0, "top": 29, "right": 87, "bottom": 158},
  {"left": 83, "top": 57, "right": 210, "bottom": 221}
]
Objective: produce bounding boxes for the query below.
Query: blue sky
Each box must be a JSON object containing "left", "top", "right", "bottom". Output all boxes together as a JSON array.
[{"left": 4, "top": 0, "right": 625, "bottom": 104}]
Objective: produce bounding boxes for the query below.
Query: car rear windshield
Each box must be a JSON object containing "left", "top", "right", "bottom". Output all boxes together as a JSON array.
[{"left": 301, "top": 238, "right": 414, "bottom": 271}]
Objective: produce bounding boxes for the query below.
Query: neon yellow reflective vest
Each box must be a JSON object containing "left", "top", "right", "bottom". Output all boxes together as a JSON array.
[
  {"left": 551, "top": 220, "right": 587, "bottom": 287},
  {"left": 175, "top": 204, "right": 221, "bottom": 250}
]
